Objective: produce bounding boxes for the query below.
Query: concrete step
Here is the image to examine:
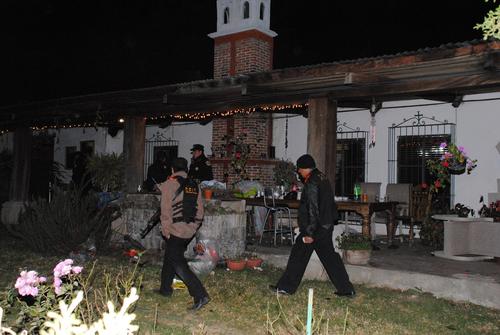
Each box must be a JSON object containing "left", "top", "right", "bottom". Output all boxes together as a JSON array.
[{"left": 258, "top": 251, "right": 500, "bottom": 310}]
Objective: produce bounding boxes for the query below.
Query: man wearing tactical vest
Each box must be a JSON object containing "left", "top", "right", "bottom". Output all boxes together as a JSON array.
[{"left": 158, "top": 157, "right": 210, "bottom": 311}]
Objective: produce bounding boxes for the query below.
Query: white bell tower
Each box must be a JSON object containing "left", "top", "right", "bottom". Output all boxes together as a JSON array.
[{"left": 209, "top": 0, "right": 277, "bottom": 78}]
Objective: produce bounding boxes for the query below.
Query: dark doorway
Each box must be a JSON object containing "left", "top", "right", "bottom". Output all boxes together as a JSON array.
[{"left": 30, "top": 133, "right": 56, "bottom": 199}]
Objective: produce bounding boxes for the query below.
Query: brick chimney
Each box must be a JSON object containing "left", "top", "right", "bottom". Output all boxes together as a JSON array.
[{"left": 208, "top": 0, "right": 278, "bottom": 187}]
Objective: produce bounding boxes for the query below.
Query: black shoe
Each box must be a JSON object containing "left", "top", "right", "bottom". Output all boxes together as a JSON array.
[
  {"left": 269, "top": 284, "right": 291, "bottom": 296},
  {"left": 334, "top": 291, "right": 356, "bottom": 298},
  {"left": 189, "top": 296, "right": 211, "bottom": 311}
]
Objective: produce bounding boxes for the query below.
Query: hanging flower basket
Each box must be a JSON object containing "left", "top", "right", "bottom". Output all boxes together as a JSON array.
[
  {"left": 426, "top": 142, "right": 477, "bottom": 192},
  {"left": 448, "top": 160, "right": 466, "bottom": 175}
]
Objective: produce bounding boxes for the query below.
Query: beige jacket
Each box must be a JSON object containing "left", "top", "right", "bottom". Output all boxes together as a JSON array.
[{"left": 160, "top": 171, "right": 204, "bottom": 239}]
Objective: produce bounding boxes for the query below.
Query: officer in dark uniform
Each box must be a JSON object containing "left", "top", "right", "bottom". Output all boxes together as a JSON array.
[{"left": 188, "top": 144, "right": 213, "bottom": 182}]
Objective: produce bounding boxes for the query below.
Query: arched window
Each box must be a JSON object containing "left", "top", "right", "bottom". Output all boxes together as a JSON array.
[
  {"left": 243, "top": 1, "right": 250, "bottom": 19},
  {"left": 224, "top": 7, "right": 230, "bottom": 24},
  {"left": 259, "top": 3, "right": 265, "bottom": 20}
]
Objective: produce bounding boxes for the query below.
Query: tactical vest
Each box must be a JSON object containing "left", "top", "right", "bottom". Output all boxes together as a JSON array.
[{"left": 172, "top": 176, "right": 199, "bottom": 223}]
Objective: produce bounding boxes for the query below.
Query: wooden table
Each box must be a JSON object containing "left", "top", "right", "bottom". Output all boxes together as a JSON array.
[
  {"left": 337, "top": 201, "right": 398, "bottom": 245},
  {"left": 243, "top": 197, "right": 398, "bottom": 245},
  {"left": 243, "top": 197, "right": 300, "bottom": 209}
]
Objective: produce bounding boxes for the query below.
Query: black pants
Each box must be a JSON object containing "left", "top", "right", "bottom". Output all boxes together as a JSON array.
[
  {"left": 160, "top": 235, "right": 208, "bottom": 302},
  {"left": 276, "top": 227, "right": 354, "bottom": 294}
]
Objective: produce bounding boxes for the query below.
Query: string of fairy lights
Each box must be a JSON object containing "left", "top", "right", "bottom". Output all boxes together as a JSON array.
[
  {"left": 148, "top": 103, "right": 308, "bottom": 122},
  {"left": 0, "top": 103, "right": 308, "bottom": 134}
]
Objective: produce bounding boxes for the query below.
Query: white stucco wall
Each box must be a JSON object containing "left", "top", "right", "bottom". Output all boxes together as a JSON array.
[
  {"left": 45, "top": 91, "right": 499, "bottom": 208},
  {"left": 270, "top": 92, "right": 500, "bottom": 209},
  {"left": 145, "top": 122, "right": 213, "bottom": 161},
  {"left": 272, "top": 114, "right": 308, "bottom": 164}
]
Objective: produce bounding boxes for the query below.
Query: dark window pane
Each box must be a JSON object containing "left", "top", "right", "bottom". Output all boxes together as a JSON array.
[
  {"left": 397, "top": 134, "right": 451, "bottom": 208},
  {"left": 336, "top": 137, "right": 365, "bottom": 197}
]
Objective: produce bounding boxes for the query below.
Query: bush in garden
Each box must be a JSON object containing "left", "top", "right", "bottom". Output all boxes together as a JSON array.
[
  {"left": 12, "top": 187, "right": 114, "bottom": 254},
  {"left": 0, "top": 258, "right": 143, "bottom": 334},
  {"left": 0, "top": 288, "right": 140, "bottom": 335}
]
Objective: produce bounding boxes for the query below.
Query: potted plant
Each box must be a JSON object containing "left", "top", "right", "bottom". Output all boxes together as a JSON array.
[
  {"left": 245, "top": 252, "right": 264, "bottom": 269},
  {"left": 273, "top": 159, "right": 297, "bottom": 191},
  {"left": 226, "top": 257, "right": 246, "bottom": 271},
  {"left": 335, "top": 233, "right": 372, "bottom": 265}
]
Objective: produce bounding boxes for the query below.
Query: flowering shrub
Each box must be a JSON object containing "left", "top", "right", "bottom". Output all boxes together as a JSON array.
[
  {"left": 426, "top": 142, "right": 477, "bottom": 192},
  {"left": 2, "top": 258, "right": 142, "bottom": 334},
  {"left": 3, "top": 260, "right": 84, "bottom": 334},
  {"left": 53, "top": 259, "right": 83, "bottom": 295},
  {"left": 14, "top": 271, "right": 47, "bottom": 297},
  {"left": 0, "top": 288, "right": 139, "bottom": 335}
]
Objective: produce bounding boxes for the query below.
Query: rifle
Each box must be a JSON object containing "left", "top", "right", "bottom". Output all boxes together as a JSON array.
[{"left": 140, "top": 208, "right": 161, "bottom": 239}]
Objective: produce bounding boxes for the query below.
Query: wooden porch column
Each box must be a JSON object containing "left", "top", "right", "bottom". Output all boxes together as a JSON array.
[
  {"left": 123, "top": 116, "right": 146, "bottom": 193},
  {"left": 10, "top": 127, "right": 32, "bottom": 201},
  {"left": 307, "top": 96, "right": 337, "bottom": 188}
]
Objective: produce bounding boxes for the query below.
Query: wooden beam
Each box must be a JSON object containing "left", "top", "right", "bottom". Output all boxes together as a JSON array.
[
  {"left": 344, "top": 72, "right": 393, "bottom": 85},
  {"left": 307, "top": 96, "right": 337, "bottom": 189},
  {"left": 10, "top": 127, "right": 32, "bottom": 201},
  {"left": 123, "top": 116, "right": 145, "bottom": 193}
]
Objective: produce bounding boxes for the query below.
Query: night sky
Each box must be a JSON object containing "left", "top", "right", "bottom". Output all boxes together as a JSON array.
[{"left": 0, "top": 0, "right": 494, "bottom": 106}]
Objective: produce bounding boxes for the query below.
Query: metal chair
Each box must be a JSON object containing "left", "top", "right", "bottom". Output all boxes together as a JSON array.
[{"left": 259, "top": 187, "right": 295, "bottom": 246}]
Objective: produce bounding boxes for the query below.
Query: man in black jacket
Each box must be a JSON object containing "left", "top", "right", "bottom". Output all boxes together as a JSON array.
[
  {"left": 188, "top": 144, "right": 213, "bottom": 183},
  {"left": 270, "top": 154, "right": 355, "bottom": 297}
]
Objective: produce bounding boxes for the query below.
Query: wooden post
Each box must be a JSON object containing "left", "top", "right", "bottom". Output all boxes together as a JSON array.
[
  {"left": 10, "top": 127, "right": 32, "bottom": 201},
  {"left": 123, "top": 116, "right": 146, "bottom": 193},
  {"left": 307, "top": 96, "right": 337, "bottom": 189}
]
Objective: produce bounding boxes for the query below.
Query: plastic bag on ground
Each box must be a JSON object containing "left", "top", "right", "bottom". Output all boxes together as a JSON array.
[{"left": 188, "top": 239, "right": 219, "bottom": 278}]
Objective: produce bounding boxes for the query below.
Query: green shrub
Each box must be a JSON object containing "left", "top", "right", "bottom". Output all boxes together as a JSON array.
[
  {"left": 335, "top": 233, "right": 372, "bottom": 250},
  {"left": 13, "top": 187, "right": 114, "bottom": 254},
  {"left": 86, "top": 153, "right": 125, "bottom": 192}
]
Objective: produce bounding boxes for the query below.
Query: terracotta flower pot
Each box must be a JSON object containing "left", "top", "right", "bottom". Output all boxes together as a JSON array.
[
  {"left": 246, "top": 257, "right": 263, "bottom": 269},
  {"left": 203, "top": 188, "right": 213, "bottom": 200},
  {"left": 226, "top": 259, "right": 246, "bottom": 271}
]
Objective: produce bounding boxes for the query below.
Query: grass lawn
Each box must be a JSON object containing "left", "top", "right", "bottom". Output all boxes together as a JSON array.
[{"left": 1, "top": 231, "right": 499, "bottom": 335}]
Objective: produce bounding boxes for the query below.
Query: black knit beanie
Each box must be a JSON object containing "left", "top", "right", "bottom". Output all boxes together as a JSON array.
[{"left": 296, "top": 154, "right": 316, "bottom": 169}]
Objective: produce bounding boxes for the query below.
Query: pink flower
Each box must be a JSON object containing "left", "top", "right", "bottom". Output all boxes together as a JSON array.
[
  {"left": 15, "top": 270, "right": 45, "bottom": 297},
  {"left": 52, "top": 259, "right": 82, "bottom": 295},
  {"left": 72, "top": 266, "right": 83, "bottom": 274},
  {"left": 55, "top": 286, "right": 62, "bottom": 295}
]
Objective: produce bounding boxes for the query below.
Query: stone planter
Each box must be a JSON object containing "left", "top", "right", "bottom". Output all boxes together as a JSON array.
[
  {"left": 1, "top": 201, "right": 25, "bottom": 225},
  {"left": 343, "top": 249, "right": 371, "bottom": 265},
  {"left": 197, "top": 200, "right": 246, "bottom": 260},
  {"left": 121, "top": 193, "right": 162, "bottom": 250}
]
